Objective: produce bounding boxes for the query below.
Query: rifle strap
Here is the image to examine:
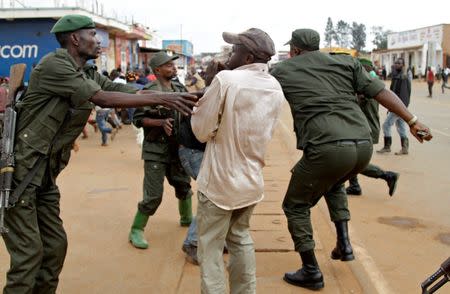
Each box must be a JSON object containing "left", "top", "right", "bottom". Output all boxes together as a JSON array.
[
  {"left": 9, "top": 110, "right": 72, "bottom": 205},
  {"left": 9, "top": 156, "right": 46, "bottom": 205}
]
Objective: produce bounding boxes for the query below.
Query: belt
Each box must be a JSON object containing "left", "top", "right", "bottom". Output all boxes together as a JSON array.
[{"left": 338, "top": 139, "right": 371, "bottom": 146}]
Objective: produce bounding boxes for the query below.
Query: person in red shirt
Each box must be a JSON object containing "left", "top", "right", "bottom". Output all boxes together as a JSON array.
[
  {"left": 427, "top": 66, "right": 435, "bottom": 98},
  {"left": 145, "top": 67, "right": 157, "bottom": 82}
]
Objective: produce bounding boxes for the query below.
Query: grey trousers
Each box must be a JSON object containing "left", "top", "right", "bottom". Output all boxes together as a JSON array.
[{"left": 197, "top": 191, "right": 256, "bottom": 294}]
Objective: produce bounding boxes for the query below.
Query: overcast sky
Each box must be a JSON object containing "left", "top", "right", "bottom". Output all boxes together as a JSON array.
[{"left": 58, "top": 0, "right": 450, "bottom": 53}]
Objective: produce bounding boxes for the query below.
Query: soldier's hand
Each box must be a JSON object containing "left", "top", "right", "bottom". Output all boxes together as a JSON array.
[
  {"left": 410, "top": 121, "right": 433, "bottom": 143},
  {"left": 161, "top": 118, "right": 174, "bottom": 136},
  {"left": 160, "top": 93, "right": 198, "bottom": 116},
  {"left": 217, "top": 61, "right": 227, "bottom": 72},
  {"left": 189, "top": 90, "right": 205, "bottom": 99},
  {"left": 205, "top": 60, "right": 227, "bottom": 86}
]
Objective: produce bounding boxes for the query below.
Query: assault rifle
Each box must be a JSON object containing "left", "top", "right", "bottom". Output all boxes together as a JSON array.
[
  {"left": 421, "top": 257, "right": 450, "bottom": 294},
  {"left": 0, "top": 63, "right": 26, "bottom": 234}
]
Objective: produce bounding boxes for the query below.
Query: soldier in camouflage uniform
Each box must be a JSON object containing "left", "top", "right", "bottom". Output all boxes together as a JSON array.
[
  {"left": 1, "top": 15, "right": 196, "bottom": 294},
  {"left": 271, "top": 29, "right": 432, "bottom": 290},
  {"left": 129, "top": 52, "right": 193, "bottom": 249}
]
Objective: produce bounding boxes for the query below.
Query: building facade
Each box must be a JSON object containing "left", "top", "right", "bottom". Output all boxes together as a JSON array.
[
  {"left": 372, "top": 24, "right": 450, "bottom": 76},
  {"left": 162, "top": 40, "right": 194, "bottom": 83},
  {"left": 0, "top": 7, "right": 154, "bottom": 80}
]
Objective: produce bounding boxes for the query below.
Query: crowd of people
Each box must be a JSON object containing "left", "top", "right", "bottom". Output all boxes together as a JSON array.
[
  {"left": 372, "top": 63, "right": 450, "bottom": 98},
  {"left": 73, "top": 64, "right": 211, "bottom": 149},
  {"left": 72, "top": 67, "right": 157, "bottom": 148},
  {"left": 0, "top": 14, "right": 435, "bottom": 294}
]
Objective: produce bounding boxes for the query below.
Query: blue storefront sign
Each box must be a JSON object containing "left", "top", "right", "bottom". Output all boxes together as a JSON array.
[
  {"left": 0, "top": 18, "right": 109, "bottom": 81},
  {"left": 0, "top": 18, "right": 59, "bottom": 81}
]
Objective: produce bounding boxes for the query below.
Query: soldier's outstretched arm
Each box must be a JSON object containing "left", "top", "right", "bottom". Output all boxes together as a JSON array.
[
  {"left": 374, "top": 88, "right": 432, "bottom": 143},
  {"left": 89, "top": 91, "right": 197, "bottom": 116}
]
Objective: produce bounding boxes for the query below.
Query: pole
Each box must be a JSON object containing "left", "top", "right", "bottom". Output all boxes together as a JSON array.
[{"left": 180, "top": 23, "right": 183, "bottom": 55}]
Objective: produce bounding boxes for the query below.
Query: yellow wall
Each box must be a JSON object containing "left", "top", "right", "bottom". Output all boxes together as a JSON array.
[
  {"left": 442, "top": 24, "right": 450, "bottom": 67},
  {"left": 320, "top": 47, "right": 358, "bottom": 57}
]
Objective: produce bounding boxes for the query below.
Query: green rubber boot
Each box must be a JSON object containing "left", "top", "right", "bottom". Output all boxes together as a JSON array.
[
  {"left": 179, "top": 197, "right": 193, "bottom": 227},
  {"left": 129, "top": 210, "right": 149, "bottom": 249}
]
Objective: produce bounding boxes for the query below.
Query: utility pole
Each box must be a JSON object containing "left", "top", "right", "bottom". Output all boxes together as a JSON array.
[
  {"left": 180, "top": 23, "right": 183, "bottom": 55},
  {"left": 180, "top": 24, "right": 185, "bottom": 78}
]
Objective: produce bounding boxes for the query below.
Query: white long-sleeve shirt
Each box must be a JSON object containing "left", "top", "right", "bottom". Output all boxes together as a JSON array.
[{"left": 191, "top": 63, "right": 284, "bottom": 210}]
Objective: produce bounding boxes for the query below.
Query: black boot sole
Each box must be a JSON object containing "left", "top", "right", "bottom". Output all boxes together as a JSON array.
[
  {"left": 331, "top": 250, "right": 354, "bottom": 261},
  {"left": 283, "top": 275, "right": 324, "bottom": 290}
]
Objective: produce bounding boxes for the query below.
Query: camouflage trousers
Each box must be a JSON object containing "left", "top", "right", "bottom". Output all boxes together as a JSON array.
[{"left": 138, "top": 160, "right": 192, "bottom": 215}]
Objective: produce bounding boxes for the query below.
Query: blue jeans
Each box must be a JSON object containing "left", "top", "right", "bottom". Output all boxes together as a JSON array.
[
  {"left": 178, "top": 146, "right": 204, "bottom": 180},
  {"left": 382, "top": 111, "right": 408, "bottom": 138},
  {"left": 96, "top": 109, "right": 112, "bottom": 144},
  {"left": 127, "top": 108, "right": 136, "bottom": 122},
  {"left": 179, "top": 146, "right": 204, "bottom": 247}
]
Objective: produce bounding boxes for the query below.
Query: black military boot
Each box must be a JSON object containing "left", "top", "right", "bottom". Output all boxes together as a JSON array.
[
  {"left": 346, "top": 176, "right": 362, "bottom": 195},
  {"left": 331, "top": 221, "right": 354, "bottom": 261},
  {"left": 377, "top": 136, "right": 392, "bottom": 153},
  {"left": 284, "top": 250, "right": 324, "bottom": 290},
  {"left": 395, "top": 137, "right": 409, "bottom": 155},
  {"left": 381, "top": 171, "right": 399, "bottom": 196}
]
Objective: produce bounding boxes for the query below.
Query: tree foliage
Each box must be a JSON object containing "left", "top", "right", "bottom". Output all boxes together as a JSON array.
[
  {"left": 324, "top": 17, "right": 334, "bottom": 48},
  {"left": 335, "top": 20, "right": 350, "bottom": 48},
  {"left": 351, "top": 22, "right": 366, "bottom": 51},
  {"left": 323, "top": 18, "right": 391, "bottom": 51},
  {"left": 371, "top": 26, "right": 392, "bottom": 50}
]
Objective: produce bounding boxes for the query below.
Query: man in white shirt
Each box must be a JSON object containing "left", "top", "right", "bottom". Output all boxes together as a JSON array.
[{"left": 191, "top": 28, "right": 285, "bottom": 294}]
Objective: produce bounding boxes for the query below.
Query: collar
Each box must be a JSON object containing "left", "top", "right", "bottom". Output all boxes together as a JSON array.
[
  {"left": 56, "top": 48, "right": 97, "bottom": 71},
  {"left": 153, "top": 79, "right": 175, "bottom": 91},
  {"left": 55, "top": 48, "right": 88, "bottom": 71},
  {"left": 235, "top": 63, "right": 269, "bottom": 73},
  {"left": 83, "top": 63, "right": 98, "bottom": 72},
  {"left": 55, "top": 48, "right": 79, "bottom": 70}
]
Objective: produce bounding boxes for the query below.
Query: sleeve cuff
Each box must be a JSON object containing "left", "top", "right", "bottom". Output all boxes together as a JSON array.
[{"left": 364, "top": 79, "right": 385, "bottom": 98}]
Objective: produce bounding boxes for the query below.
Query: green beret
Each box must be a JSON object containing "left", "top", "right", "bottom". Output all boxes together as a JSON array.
[
  {"left": 359, "top": 58, "right": 373, "bottom": 67},
  {"left": 149, "top": 51, "right": 179, "bottom": 71},
  {"left": 285, "top": 29, "right": 320, "bottom": 51},
  {"left": 51, "top": 14, "right": 95, "bottom": 33}
]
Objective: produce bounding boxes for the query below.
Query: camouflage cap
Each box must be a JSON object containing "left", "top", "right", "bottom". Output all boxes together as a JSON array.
[
  {"left": 149, "top": 51, "right": 179, "bottom": 71},
  {"left": 222, "top": 28, "right": 275, "bottom": 61},
  {"left": 51, "top": 14, "right": 96, "bottom": 33},
  {"left": 285, "top": 29, "right": 320, "bottom": 51}
]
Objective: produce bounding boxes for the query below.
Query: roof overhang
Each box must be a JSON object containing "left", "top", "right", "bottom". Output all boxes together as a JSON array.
[{"left": 0, "top": 7, "right": 151, "bottom": 40}]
